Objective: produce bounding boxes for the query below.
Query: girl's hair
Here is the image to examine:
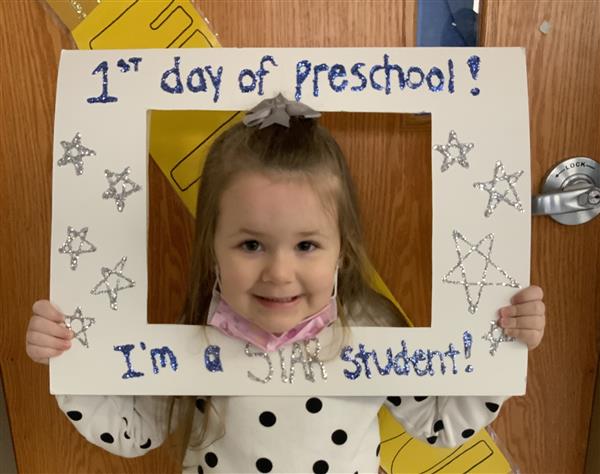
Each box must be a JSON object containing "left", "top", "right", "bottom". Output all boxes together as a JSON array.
[
  {"left": 172, "top": 116, "right": 407, "bottom": 456},
  {"left": 181, "top": 116, "right": 405, "bottom": 328}
]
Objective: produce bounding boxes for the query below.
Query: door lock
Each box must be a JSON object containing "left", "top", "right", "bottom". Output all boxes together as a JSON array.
[{"left": 532, "top": 157, "right": 600, "bottom": 225}]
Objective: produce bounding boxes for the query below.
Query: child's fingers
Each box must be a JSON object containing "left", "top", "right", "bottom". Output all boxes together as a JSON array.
[
  {"left": 26, "top": 344, "right": 66, "bottom": 365},
  {"left": 26, "top": 331, "right": 72, "bottom": 352},
  {"left": 499, "top": 315, "right": 545, "bottom": 331},
  {"left": 510, "top": 285, "right": 544, "bottom": 305},
  {"left": 28, "top": 315, "right": 73, "bottom": 340},
  {"left": 502, "top": 328, "right": 543, "bottom": 349},
  {"left": 499, "top": 300, "right": 545, "bottom": 318},
  {"left": 32, "top": 300, "right": 64, "bottom": 323}
]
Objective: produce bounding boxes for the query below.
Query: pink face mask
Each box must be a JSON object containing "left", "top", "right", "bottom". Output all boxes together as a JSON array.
[{"left": 206, "top": 270, "right": 338, "bottom": 352}]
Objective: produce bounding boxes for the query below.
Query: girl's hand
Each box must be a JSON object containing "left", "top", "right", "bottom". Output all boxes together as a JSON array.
[
  {"left": 26, "top": 300, "right": 73, "bottom": 365},
  {"left": 498, "top": 285, "right": 545, "bottom": 350}
]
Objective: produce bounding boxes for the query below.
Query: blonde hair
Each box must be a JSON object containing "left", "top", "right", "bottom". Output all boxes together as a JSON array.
[{"left": 172, "top": 116, "right": 407, "bottom": 457}]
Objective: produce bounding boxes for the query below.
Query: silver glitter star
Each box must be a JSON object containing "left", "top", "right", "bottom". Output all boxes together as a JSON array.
[
  {"left": 90, "top": 256, "right": 136, "bottom": 310},
  {"left": 58, "top": 226, "right": 97, "bottom": 270},
  {"left": 57, "top": 133, "right": 96, "bottom": 175},
  {"left": 64, "top": 307, "right": 96, "bottom": 348},
  {"left": 442, "top": 231, "right": 521, "bottom": 314},
  {"left": 482, "top": 320, "right": 515, "bottom": 355},
  {"left": 474, "top": 161, "right": 525, "bottom": 217},
  {"left": 433, "top": 130, "right": 474, "bottom": 172},
  {"left": 102, "top": 167, "right": 142, "bottom": 212}
]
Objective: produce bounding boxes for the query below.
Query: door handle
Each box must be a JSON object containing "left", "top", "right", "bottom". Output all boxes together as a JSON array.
[{"left": 531, "top": 157, "right": 600, "bottom": 225}]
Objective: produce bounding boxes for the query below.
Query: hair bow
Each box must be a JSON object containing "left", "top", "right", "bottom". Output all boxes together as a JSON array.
[{"left": 243, "top": 93, "right": 321, "bottom": 129}]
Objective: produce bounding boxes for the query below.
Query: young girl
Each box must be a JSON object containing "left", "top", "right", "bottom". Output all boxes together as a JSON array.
[{"left": 27, "top": 98, "right": 545, "bottom": 473}]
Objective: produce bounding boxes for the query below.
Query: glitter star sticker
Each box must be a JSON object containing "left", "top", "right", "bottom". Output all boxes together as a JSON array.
[
  {"left": 482, "top": 320, "right": 515, "bottom": 355},
  {"left": 57, "top": 133, "right": 96, "bottom": 175},
  {"left": 58, "top": 226, "right": 97, "bottom": 270},
  {"left": 64, "top": 307, "right": 96, "bottom": 348},
  {"left": 102, "top": 167, "right": 142, "bottom": 212},
  {"left": 90, "top": 256, "right": 136, "bottom": 310},
  {"left": 442, "top": 231, "right": 521, "bottom": 314},
  {"left": 474, "top": 161, "right": 525, "bottom": 217},
  {"left": 433, "top": 130, "right": 474, "bottom": 172}
]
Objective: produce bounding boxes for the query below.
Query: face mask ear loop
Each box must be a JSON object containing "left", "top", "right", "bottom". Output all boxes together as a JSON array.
[
  {"left": 207, "top": 267, "right": 223, "bottom": 325},
  {"left": 332, "top": 265, "right": 339, "bottom": 299},
  {"left": 214, "top": 266, "right": 223, "bottom": 294}
]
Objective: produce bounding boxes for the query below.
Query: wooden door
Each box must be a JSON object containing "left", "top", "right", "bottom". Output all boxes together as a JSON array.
[
  {"left": 479, "top": 2, "right": 600, "bottom": 472},
  {"left": 1, "top": 1, "right": 599, "bottom": 473}
]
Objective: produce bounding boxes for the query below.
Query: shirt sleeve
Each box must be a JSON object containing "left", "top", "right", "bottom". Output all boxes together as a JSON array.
[
  {"left": 55, "top": 394, "right": 176, "bottom": 458},
  {"left": 383, "top": 395, "right": 508, "bottom": 447}
]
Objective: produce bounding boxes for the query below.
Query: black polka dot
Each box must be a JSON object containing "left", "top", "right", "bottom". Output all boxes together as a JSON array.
[
  {"left": 306, "top": 397, "right": 322, "bottom": 413},
  {"left": 196, "top": 398, "right": 206, "bottom": 413},
  {"left": 376, "top": 443, "right": 381, "bottom": 456},
  {"left": 386, "top": 396, "right": 401, "bottom": 406},
  {"left": 427, "top": 435, "right": 438, "bottom": 444},
  {"left": 124, "top": 431, "right": 130, "bottom": 440},
  {"left": 256, "top": 457, "right": 273, "bottom": 473},
  {"left": 313, "top": 460, "right": 329, "bottom": 474},
  {"left": 259, "top": 411, "right": 276, "bottom": 427},
  {"left": 140, "top": 438, "right": 152, "bottom": 449},
  {"left": 197, "top": 466, "right": 203, "bottom": 474},
  {"left": 414, "top": 396, "right": 428, "bottom": 402},
  {"left": 100, "top": 432, "right": 114, "bottom": 444},
  {"left": 433, "top": 420, "right": 444, "bottom": 432},
  {"left": 66, "top": 410, "right": 82, "bottom": 421},
  {"left": 331, "top": 429, "right": 347, "bottom": 445},
  {"left": 205, "top": 452, "right": 218, "bottom": 468},
  {"left": 485, "top": 402, "right": 499, "bottom": 413},
  {"left": 122, "top": 416, "right": 128, "bottom": 425},
  {"left": 462, "top": 429, "right": 475, "bottom": 439}
]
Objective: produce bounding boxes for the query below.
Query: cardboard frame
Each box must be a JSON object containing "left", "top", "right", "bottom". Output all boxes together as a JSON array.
[{"left": 50, "top": 48, "right": 530, "bottom": 395}]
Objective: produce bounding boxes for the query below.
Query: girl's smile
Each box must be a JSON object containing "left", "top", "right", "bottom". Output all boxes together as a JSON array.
[
  {"left": 213, "top": 171, "right": 341, "bottom": 334},
  {"left": 253, "top": 294, "right": 302, "bottom": 309}
]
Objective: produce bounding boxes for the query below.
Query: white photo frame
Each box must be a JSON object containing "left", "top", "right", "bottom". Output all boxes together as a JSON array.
[{"left": 50, "top": 48, "right": 530, "bottom": 396}]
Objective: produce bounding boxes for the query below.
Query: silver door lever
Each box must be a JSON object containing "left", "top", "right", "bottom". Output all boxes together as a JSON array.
[{"left": 531, "top": 157, "right": 600, "bottom": 225}]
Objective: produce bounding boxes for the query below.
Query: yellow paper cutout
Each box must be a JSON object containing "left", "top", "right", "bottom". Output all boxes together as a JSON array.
[
  {"left": 45, "top": 1, "right": 512, "bottom": 471},
  {"left": 149, "top": 110, "right": 242, "bottom": 212},
  {"left": 71, "top": 0, "right": 219, "bottom": 50},
  {"left": 46, "top": 0, "right": 102, "bottom": 31},
  {"left": 378, "top": 407, "right": 511, "bottom": 473}
]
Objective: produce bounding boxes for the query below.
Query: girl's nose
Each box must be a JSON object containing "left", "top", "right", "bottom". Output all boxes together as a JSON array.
[{"left": 261, "top": 251, "right": 293, "bottom": 284}]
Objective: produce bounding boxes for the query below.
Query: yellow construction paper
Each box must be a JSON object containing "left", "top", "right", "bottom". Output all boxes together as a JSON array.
[
  {"left": 45, "top": 1, "right": 513, "bottom": 470},
  {"left": 378, "top": 407, "right": 512, "bottom": 473},
  {"left": 71, "top": 0, "right": 219, "bottom": 49},
  {"left": 46, "top": 0, "right": 102, "bottom": 31}
]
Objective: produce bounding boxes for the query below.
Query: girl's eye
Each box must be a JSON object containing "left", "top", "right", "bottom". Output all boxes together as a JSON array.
[
  {"left": 240, "top": 240, "right": 262, "bottom": 252},
  {"left": 297, "top": 241, "right": 318, "bottom": 252}
]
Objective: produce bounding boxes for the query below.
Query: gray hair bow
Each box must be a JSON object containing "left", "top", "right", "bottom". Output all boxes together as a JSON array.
[{"left": 243, "top": 93, "right": 321, "bottom": 129}]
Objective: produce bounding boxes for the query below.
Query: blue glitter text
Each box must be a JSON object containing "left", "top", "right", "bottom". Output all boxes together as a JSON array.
[
  {"left": 238, "top": 55, "right": 278, "bottom": 95},
  {"left": 340, "top": 340, "right": 467, "bottom": 380},
  {"left": 204, "top": 345, "right": 224, "bottom": 372},
  {"left": 160, "top": 56, "right": 223, "bottom": 102}
]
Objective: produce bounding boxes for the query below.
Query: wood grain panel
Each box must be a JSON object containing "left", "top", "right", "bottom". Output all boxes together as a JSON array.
[
  {"left": 200, "top": 0, "right": 416, "bottom": 48},
  {"left": 321, "top": 113, "right": 432, "bottom": 327},
  {"left": 480, "top": 2, "right": 600, "bottom": 473}
]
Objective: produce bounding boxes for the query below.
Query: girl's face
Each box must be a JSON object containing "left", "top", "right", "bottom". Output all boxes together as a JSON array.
[{"left": 214, "top": 171, "right": 341, "bottom": 334}]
